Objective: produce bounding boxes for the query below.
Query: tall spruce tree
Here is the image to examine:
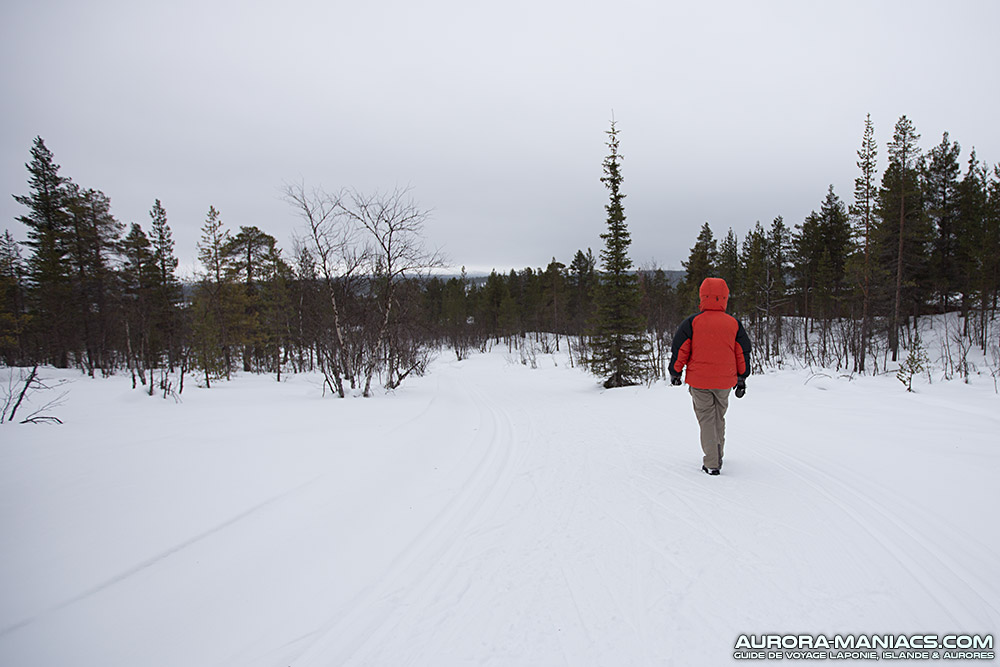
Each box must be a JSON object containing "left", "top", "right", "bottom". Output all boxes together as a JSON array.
[{"left": 590, "top": 119, "right": 647, "bottom": 388}]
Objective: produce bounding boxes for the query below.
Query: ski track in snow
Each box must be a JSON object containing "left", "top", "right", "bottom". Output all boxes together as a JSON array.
[
  {"left": 0, "top": 475, "right": 323, "bottom": 640},
  {"left": 1, "top": 352, "right": 997, "bottom": 666}
]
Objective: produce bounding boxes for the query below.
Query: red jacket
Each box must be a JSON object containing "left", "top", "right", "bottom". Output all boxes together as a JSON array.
[{"left": 669, "top": 278, "right": 751, "bottom": 390}]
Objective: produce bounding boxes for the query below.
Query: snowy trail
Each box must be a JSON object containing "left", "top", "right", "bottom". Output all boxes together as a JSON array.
[{"left": 1, "top": 352, "right": 998, "bottom": 666}]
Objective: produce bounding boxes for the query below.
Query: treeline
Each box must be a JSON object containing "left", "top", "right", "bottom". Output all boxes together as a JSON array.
[
  {"left": 683, "top": 115, "right": 1000, "bottom": 376},
  {"left": 425, "top": 114, "right": 1000, "bottom": 380},
  {"left": 1, "top": 138, "right": 444, "bottom": 396},
  {"left": 3, "top": 114, "right": 999, "bottom": 394}
]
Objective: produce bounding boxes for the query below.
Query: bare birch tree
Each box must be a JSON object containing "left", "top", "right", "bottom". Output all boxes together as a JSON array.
[
  {"left": 283, "top": 182, "right": 366, "bottom": 397},
  {"left": 338, "top": 187, "right": 443, "bottom": 395}
]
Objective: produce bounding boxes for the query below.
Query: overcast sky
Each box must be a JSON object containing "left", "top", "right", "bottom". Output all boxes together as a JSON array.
[{"left": 3, "top": 0, "right": 999, "bottom": 276}]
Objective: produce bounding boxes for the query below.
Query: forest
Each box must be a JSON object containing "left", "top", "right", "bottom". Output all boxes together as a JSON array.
[{"left": 2, "top": 113, "right": 999, "bottom": 399}]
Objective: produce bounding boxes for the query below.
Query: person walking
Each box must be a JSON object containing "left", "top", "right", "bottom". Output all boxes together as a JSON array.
[{"left": 669, "top": 277, "right": 751, "bottom": 475}]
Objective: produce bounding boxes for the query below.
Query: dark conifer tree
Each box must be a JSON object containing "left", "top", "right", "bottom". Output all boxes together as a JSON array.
[
  {"left": 741, "top": 222, "right": 769, "bottom": 350},
  {"left": 14, "top": 137, "right": 74, "bottom": 366},
  {"left": 924, "top": 132, "right": 962, "bottom": 311},
  {"left": 193, "top": 206, "right": 237, "bottom": 382},
  {"left": 224, "top": 225, "right": 282, "bottom": 371},
  {"left": 568, "top": 249, "right": 597, "bottom": 335},
  {"left": 954, "top": 151, "right": 990, "bottom": 341},
  {"left": 66, "top": 185, "right": 122, "bottom": 374},
  {"left": 148, "top": 199, "right": 182, "bottom": 369},
  {"left": 792, "top": 186, "right": 852, "bottom": 367},
  {"left": 878, "top": 116, "right": 928, "bottom": 360},
  {"left": 849, "top": 114, "right": 879, "bottom": 372},
  {"left": 0, "top": 230, "right": 28, "bottom": 364},
  {"left": 716, "top": 228, "right": 742, "bottom": 316},
  {"left": 441, "top": 270, "right": 471, "bottom": 360},
  {"left": 680, "top": 222, "right": 718, "bottom": 311},
  {"left": 119, "top": 223, "right": 159, "bottom": 385},
  {"left": 590, "top": 119, "right": 648, "bottom": 388},
  {"left": 541, "top": 258, "right": 567, "bottom": 347}
]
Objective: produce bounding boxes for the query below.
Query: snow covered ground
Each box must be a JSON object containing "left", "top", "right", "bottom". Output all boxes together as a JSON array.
[{"left": 1, "top": 344, "right": 998, "bottom": 666}]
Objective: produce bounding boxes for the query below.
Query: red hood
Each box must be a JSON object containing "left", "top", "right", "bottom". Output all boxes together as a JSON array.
[{"left": 699, "top": 277, "right": 730, "bottom": 312}]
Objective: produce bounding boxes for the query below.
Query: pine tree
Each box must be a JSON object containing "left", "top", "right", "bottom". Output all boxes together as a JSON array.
[
  {"left": 849, "top": 114, "right": 879, "bottom": 372},
  {"left": 193, "top": 206, "right": 238, "bottom": 382},
  {"left": 442, "top": 269, "right": 470, "bottom": 360},
  {"left": 924, "top": 132, "right": 962, "bottom": 311},
  {"left": 568, "top": 248, "right": 597, "bottom": 335},
  {"left": 793, "top": 186, "right": 852, "bottom": 365},
  {"left": 541, "top": 258, "right": 567, "bottom": 348},
  {"left": 590, "top": 119, "right": 648, "bottom": 388},
  {"left": 14, "top": 137, "right": 74, "bottom": 366},
  {"left": 954, "top": 151, "right": 991, "bottom": 344},
  {"left": 717, "top": 228, "right": 742, "bottom": 316},
  {"left": 119, "top": 223, "right": 159, "bottom": 386},
  {"left": 224, "top": 225, "right": 282, "bottom": 372},
  {"left": 881, "top": 115, "right": 925, "bottom": 360},
  {"left": 0, "top": 230, "right": 28, "bottom": 364},
  {"left": 741, "top": 222, "right": 769, "bottom": 350},
  {"left": 977, "top": 166, "right": 1000, "bottom": 347},
  {"left": 148, "top": 199, "right": 181, "bottom": 369},
  {"left": 66, "top": 185, "right": 122, "bottom": 374}
]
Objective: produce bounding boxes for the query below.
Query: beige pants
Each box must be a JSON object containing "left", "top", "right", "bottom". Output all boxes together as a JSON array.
[{"left": 689, "top": 387, "right": 730, "bottom": 469}]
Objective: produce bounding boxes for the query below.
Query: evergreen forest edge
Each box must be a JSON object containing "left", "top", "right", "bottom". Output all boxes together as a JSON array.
[{"left": 2, "top": 114, "right": 1000, "bottom": 400}]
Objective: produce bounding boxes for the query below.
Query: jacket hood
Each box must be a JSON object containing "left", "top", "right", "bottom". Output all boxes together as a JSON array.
[{"left": 699, "top": 277, "right": 730, "bottom": 312}]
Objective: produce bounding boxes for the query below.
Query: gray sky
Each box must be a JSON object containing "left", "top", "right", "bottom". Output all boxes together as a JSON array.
[{"left": 3, "top": 0, "right": 999, "bottom": 277}]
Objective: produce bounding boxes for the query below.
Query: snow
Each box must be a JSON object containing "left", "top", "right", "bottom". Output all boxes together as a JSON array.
[{"left": 1, "top": 343, "right": 998, "bottom": 666}]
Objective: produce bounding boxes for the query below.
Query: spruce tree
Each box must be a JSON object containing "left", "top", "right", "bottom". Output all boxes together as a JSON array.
[
  {"left": 680, "top": 222, "right": 718, "bottom": 311},
  {"left": 590, "top": 119, "right": 647, "bottom": 388}
]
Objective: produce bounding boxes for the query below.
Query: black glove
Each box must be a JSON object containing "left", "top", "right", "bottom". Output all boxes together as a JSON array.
[
  {"left": 670, "top": 374, "right": 682, "bottom": 386},
  {"left": 734, "top": 378, "right": 746, "bottom": 398}
]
